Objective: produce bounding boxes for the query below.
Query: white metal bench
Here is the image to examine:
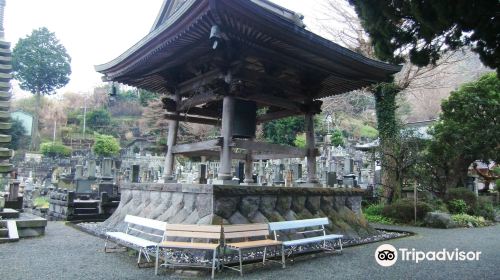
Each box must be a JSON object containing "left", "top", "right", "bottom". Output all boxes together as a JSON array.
[
  {"left": 104, "top": 215, "right": 167, "bottom": 267},
  {"left": 269, "top": 217, "right": 343, "bottom": 261}
]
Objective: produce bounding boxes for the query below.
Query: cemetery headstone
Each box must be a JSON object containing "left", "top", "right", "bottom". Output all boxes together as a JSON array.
[{"left": 132, "top": 165, "right": 140, "bottom": 183}]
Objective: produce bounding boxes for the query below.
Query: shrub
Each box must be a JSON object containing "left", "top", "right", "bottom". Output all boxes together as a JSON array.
[
  {"left": 364, "top": 214, "right": 395, "bottom": 224},
  {"left": 92, "top": 134, "right": 120, "bottom": 157},
  {"left": 382, "top": 199, "right": 433, "bottom": 223},
  {"left": 445, "top": 188, "right": 477, "bottom": 208},
  {"left": 451, "top": 214, "right": 488, "bottom": 227},
  {"left": 424, "top": 197, "right": 449, "bottom": 213},
  {"left": 363, "top": 203, "right": 384, "bottom": 216},
  {"left": 447, "top": 199, "right": 468, "bottom": 214},
  {"left": 40, "top": 142, "right": 72, "bottom": 157},
  {"left": 33, "top": 197, "right": 49, "bottom": 208},
  {"left": 473, "top": 197, "right": 495, "bottom": 221}
]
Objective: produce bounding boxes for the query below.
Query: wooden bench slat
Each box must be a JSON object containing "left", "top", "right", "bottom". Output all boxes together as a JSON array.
[
  {"left": 159, "top": 241, "right": 219, "bottom": 250},
  {"left": 223, "top": 224, "right": 268, "bottom": 232},
  {"left": 224, "top": 229, "right": 270, "bottom": 239},
  {"left": 226, "top": 239, "right": 282, "bottom": 249}
]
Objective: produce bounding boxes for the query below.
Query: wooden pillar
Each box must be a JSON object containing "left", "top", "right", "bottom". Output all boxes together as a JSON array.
[
  {"left": 305, "top": 113, "right": 318, "bottom": 183},
  {"left": 163, "top": 93, "right": 180, "bottom": 182},
  {"left": 217, "top": 95, "right": 235, "bottom": 180}
]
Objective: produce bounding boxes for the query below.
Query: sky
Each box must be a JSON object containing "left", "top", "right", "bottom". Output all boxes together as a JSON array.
[{"left": 4, "top": 0, "right": 328, "bottom": 99}]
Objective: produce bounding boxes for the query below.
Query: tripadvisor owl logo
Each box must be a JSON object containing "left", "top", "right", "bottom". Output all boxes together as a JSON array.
[
  {"left": 375, "top": 244, "right": 398, "bottom": 267},
  {"left": 375, "top": 244, "right": 482, "bottom": 266}
]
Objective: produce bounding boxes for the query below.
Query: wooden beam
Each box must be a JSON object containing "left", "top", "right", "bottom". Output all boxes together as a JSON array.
[
  {"left": 177, "top": 150, "right": 247, "bottom": 160},
  {"left": 177, "top": 69, "right": 224, "bottom": 96},
  {"left": 236, "top": 68, "right": 305, "bottom": 97},
  {"left": 252, "top": 149, "right": 319, "bottom": 160},
  {"left": 164, "top": 113, "right": 220, "bottom": 126},
  {"left": 256, "top": 109, "right": 302, "bottom": 124},
  {"left": 232, "top": 139, "right": 306, "bottom": 157},
  {"left": 252, "top": 153, "right": 303, "bottom": 160},
  {"left": 171, "top": 138, "right": 222, "bottom": 154},
  {"left": 237, "top": 93, "right": 303, "bottom": 112},
  {"left": 177, "top": 91, "right": 223, "bottom": 111},
  {"left": 182, "top": 107, "right": 220, "bottom": 118}
]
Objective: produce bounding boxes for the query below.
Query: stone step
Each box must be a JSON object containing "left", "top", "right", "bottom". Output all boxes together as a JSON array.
[
  {"left": 74, "top": 208, "right": 99, "bottom": 215},
  {"left": 0, "top": 101, "right": 10, "bottom": 108},
  {"left": 0, "top": 91, "right": 10, "bottom": 99},
  {"left": 0, "top": 56, "right": 12, "bottom": 62},
  {"left": 0, "top": 163, "right": 13, "bottom": 173},
  {"left": 73, "top": 201, "right": 99, "bottom": 208},
  {"left": 0, "top": 64, "right": 12, "bottom": 72},
  {"left": 0, "top": 73, "right": 11, "bottom": 81},
  {"left": 0, "top": 220, "right": 19, "bottom": 243},
  {"left": 0, "top": 134, "right": 11, "bottom": 143},
  {"left": 0, "top": 81, "right": 10, "bottom": 90},
  {"left": 0, "top": 41, "right": 11, "bottom": 48},
  {"left": 0, "top": 122, "right": 11, "bottom": 130}
]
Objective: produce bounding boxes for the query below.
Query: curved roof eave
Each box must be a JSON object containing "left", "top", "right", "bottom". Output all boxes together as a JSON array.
[{"left": 95, "top": 0, "right": 401, "bottom": 77}]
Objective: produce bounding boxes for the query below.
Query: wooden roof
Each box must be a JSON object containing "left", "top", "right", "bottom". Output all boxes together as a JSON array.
[{"left": 95, "top": 0, "right": 401, "bottom": 101}]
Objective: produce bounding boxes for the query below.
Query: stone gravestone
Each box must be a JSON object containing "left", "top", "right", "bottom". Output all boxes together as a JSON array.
[
  {"left": 327, "top": 172, "right": 336, "bottom": 188},
  {"left": 87, "top": 160, "right": 96, "bottom": 179},
  {"left": 344, "top": 157, "right": 354, "bottom": 174},
  {"left": 101, "top": 158, "right": 113, "bottom": 179},
  {"left": 290, "top": 163, "right": 302, "bottom": 179},
  {"left": 75, "top": 165, "right": 84, "bottom": 180},
  {"left": 198, "top": 164, "right": 207, "bottom": 184},
  {"left": 273, "top": 164, "right": 285, "bottom": 184},
  {"left": 132, "top": 165, "right": 140, "bottom": 183},
  {"left": 237, "top": 162, "right": 245, "bottom": 183}
]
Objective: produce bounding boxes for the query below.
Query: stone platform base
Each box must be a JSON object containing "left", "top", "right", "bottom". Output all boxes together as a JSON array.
[
  {"left": 100, "top": 183, "right": 375, "bottom": 239},
  {"left": 0, "top": 208, "right": 20, "bottom": 219}
]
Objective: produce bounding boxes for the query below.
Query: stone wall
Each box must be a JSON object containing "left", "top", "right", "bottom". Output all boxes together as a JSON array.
[
  {"left": 100, "top": 183, "right": 214, "bottom": 233},
  {"left": 212, "top": 185, "right": 376, "bottom": 239},
  {"left": 100, "top": 183, "right": 375, "bottom": 239}
]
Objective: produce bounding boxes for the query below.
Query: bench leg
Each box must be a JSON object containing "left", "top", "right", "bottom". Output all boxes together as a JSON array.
[
  {"left": 281, "top": 245, "right": 286, "bottom": 269},
  {"left": 155, "top": 246, "right": 160, "bottom": 275},
  {"left": 211, "top": 249, "right": 217, "bottom": 279},
  {"left": 263, "top": 247, "right": 267, "bottom": 264},
  {"left": 104, "top": 235, "right": 109, "bottom": 253},
  {"left": 137, "top": 248, "right": 142, "bottom": 265},
  {"left": 238, "top": 249, "right": 243, "bottom": 276}
]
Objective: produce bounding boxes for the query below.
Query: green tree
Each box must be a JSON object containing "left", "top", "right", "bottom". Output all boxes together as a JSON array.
[
  {"left": 40, "top": 142, "right": 72, "bottom": 158},
  {"left": 293, "top": 133, "right": 306, "bottom": 148},
  {"left": 425, "top": 73, "right": 500, "bottom": 192},
  {"left": 330, "top": 129, "right": 344, "bottom": 147},
  {"left": 263, "top": 116, "right": 305, "bottom": 146},
  {"left": 348, "top": 0, "right": 499, "bottom": 72},
  {"left": 138, "top": 89, "right": 158, "bottom": 106},
  {"left": 86, "top": 108, "right": 111, "bottom": 132},
  {"left": 12, "top": 27, "right": 71, "bottom": 150},
  {"left": 92, "top": 134, "right": 120, "bottom": 157},
  {"left": 8, "top": 119, "right": 27, "bottom": 151}
]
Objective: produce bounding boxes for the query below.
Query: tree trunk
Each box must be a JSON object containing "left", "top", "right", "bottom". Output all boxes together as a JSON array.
[
  {"left": 373, "top": 83, "right": 400, "bottom": 203},
  {"left": 31, "top": 92, "right": 41, "bottom": 151}
]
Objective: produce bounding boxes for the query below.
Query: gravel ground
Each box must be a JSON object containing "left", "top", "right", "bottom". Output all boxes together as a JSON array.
[{"left": 0, "top": 222, "right": 499, "bottom": 280}]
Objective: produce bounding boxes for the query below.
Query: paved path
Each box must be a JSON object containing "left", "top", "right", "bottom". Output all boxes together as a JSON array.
[{"left": 0, "top": 222, "right": 499, "bottom": 280}]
